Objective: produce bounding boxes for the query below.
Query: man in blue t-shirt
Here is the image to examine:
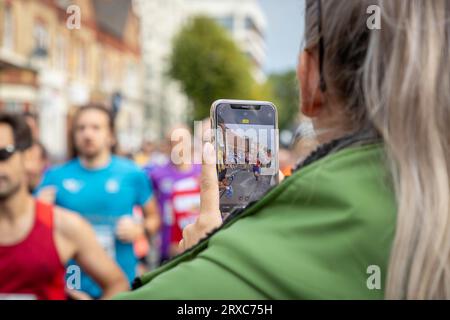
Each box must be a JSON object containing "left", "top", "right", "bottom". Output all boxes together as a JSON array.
[{"left": 37, "top": 105, "right": 161, "bottom": 299}]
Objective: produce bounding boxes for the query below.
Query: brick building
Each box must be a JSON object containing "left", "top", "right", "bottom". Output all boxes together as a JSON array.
[{"left": 0, "top": 0, "right": 144, "bottom": 160}]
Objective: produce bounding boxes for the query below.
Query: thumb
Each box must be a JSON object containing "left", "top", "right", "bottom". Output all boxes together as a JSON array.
[{"left": 200, "top": 142, "right": 220, "bottom": 217}]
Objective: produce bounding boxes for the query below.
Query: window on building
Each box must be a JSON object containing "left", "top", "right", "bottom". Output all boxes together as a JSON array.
[
  {"left": 3, "top": 5, "right": 14, "bottom": 51},
  {"left": 34, "top": 22, "right": 50, "bottom": 52},
  {"left": 55, "top": 36, "right": 67, "bottom": 71},
  {"left": 100, "top": 53, "right": 110, "bottom": 89},
  {"left": 78, "top": 45, "right": 88, "bottom": 79},
  {"left": 245, "top": 16, "right": 263, "bottom": 38},
  {"left": 126, "top": 62, "right": 137, "bottom": 84}
]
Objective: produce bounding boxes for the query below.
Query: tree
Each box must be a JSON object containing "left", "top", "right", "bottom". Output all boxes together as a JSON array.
[
  {"left": 268, "top": 70, "right": 300, "bottom": 130},
  {"left": 169, "top": 16, "right": 255, "bottom": 121}
]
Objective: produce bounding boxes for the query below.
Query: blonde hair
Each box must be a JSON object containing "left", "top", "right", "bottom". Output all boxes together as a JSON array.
[{"left": 305, "top": 0, "right": 450, "bottom": 299}]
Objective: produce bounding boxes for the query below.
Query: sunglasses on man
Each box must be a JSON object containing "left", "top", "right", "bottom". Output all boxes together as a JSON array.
[{"left": 0, "top": 145, "right": 17, "bottom": 162}]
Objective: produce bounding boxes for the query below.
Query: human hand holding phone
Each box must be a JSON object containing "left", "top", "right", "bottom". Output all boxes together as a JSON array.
[{"left": 179, "top": 142, "right": 222, "bottom": 252}]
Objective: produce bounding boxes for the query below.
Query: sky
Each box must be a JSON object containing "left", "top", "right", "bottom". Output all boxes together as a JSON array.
[{"left": 258, "top": 0, "right": 305, "bottom": 75}]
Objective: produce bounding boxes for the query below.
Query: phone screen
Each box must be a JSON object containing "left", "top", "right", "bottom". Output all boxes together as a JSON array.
[{"left": 213, "top": 101, "right": 279, "bottom": 218}]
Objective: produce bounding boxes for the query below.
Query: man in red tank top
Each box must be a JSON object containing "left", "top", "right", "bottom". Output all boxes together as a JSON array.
[{"left": 0, "top": 113, "right": 129, "bottom": 300}]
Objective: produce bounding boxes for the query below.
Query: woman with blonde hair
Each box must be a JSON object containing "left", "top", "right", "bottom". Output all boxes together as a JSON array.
[{"left": 117, "top": 0, "right": 450, "bottom": 299}]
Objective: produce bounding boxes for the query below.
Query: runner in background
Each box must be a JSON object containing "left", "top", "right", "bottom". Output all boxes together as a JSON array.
[
  {"left": 24, "top": 141, "right": 49, "bottom": 194},
  {"left": 132, "top": 139, "right": 156, "bottom": 274},
  {"left": 132, "top": 206, "right": 151, "bottom": 276},
  {"left": 134, "top": 140, "right": 155, "bottom": 167},
  {"left": 148, "top": 126, "right": 201, "bottom": 265},
  {"left": 279, "top": 148, "right": 294, "bottom": 177},
  {"left": 37, "top": 104, "right": 160, "bottom": 299},
  {"left": 23, "top": 112, "right": 39, "bottom": 141},
  {"left": 136, "top": 140, "right": 170, "bottom": 272},
  {"left": 142, "top": 142, "right": 170, "bottom": 176},
  {"left": 169, "top": 175, "right": 201, "bottom": 257},
  {"left": 0, "top": 113, "right": 128, "bottom": 300}
]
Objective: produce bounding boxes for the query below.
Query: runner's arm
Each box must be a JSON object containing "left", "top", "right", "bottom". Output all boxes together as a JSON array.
[
  {"left": 55, "top": 208, "right": 130, "bottom": 299},
  {"left": 136, "top": 169, "right": 161, "bottom": 237},
  {"left": 141, "top": 198, "right": 161, "bottom": 237}
]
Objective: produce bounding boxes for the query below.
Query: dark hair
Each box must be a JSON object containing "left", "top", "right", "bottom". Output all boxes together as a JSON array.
[
  {"left": 23, "top": 111, "right": 38, "bottom": 120},
  {"left": 0, "top": 113, "right": 33, "bottom": 151},
  {"left": 72, "top": 104, "right": 115, "bottom": 132},
  {"left": 33, "top": 140, "right": 48, "bottom": 160},
  {"left": 69, "top": 104, "right": 117, "bottom": 158}
]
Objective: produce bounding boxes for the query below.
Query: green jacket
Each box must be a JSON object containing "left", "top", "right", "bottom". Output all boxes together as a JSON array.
[{"left": 116, "top": 143, "right": 396, "bottom": 300}]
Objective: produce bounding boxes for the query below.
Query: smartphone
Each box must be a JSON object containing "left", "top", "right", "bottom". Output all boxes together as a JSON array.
[{"left": 211, "top": 99, "right": 279, "bottom": 218}]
